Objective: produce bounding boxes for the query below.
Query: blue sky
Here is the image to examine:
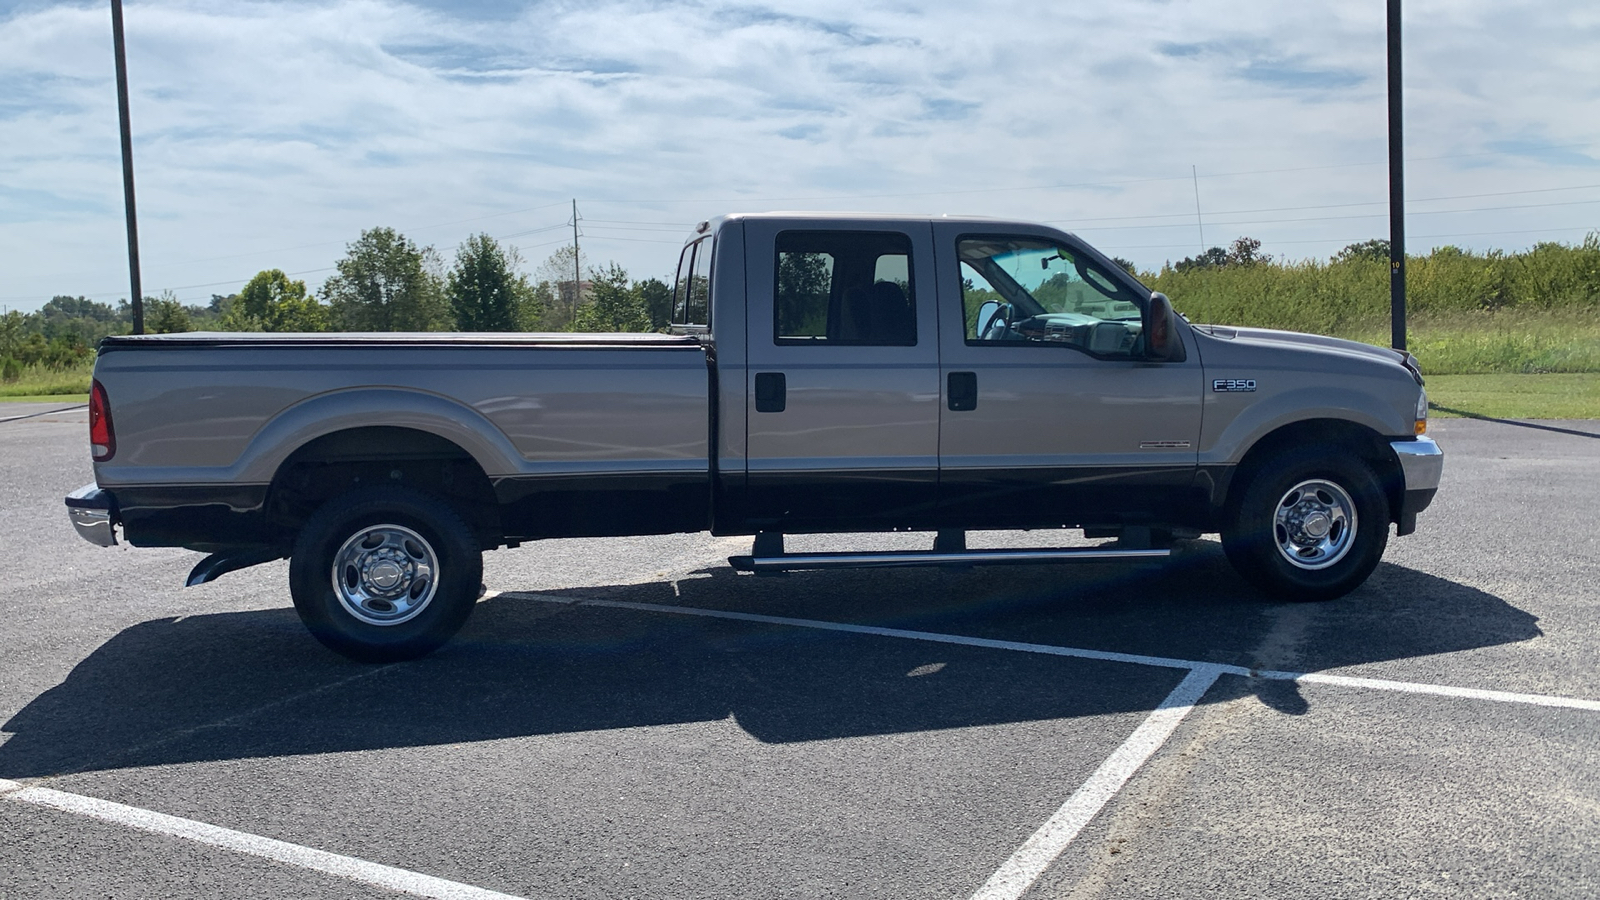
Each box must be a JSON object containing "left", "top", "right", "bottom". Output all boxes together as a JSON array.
[{"left": 1, "top": 0, "right": 1598, "bottom": 312}]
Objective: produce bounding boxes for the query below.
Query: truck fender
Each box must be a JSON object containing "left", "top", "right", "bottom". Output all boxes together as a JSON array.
[
  {"left": 1204, "top": 385, "right": 1402, "bottom": 466},
  {"left": 232, "top": 387, "right": 525, "bottom": 486}
]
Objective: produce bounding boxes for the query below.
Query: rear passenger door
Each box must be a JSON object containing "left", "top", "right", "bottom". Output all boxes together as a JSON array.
[{"left": 742, "top": 220, "right": 941, "bottom": 531}]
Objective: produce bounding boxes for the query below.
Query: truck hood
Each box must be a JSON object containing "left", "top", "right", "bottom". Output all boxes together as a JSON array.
[{"left": 1191, "top": 323, "right": 1412, "bottom": 369}]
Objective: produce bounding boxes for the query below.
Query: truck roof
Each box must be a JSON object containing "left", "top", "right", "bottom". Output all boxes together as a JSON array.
[{"left": 687, "top": 210, "right": 1059, "bottom": 245}]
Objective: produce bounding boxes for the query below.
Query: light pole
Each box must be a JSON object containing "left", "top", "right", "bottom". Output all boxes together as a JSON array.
[
  {"left": 1387, "top": 0, "right": 1406, "bottom": 351},
  {"left": 111, "top": 0, "right": 144, "bottom": 334}
]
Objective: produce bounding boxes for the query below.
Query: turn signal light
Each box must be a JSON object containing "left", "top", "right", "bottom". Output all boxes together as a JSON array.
[{"left": 90, "top": 378, "right": 115, "bottom": 461}]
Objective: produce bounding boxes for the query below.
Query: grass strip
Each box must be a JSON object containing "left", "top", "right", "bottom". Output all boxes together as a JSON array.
[{"left": 1426, "top": 373, "right": 1599, "bottom": 421}]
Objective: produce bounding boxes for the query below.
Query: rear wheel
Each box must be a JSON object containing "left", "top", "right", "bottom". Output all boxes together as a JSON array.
[
  {"left": 1222, "top": 447, "right": 1388, "bottom": 601},
  {"left": 289, "top": 486, "right": 482, "bottom": 662}
]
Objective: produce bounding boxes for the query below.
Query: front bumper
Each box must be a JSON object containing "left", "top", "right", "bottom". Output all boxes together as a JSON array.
[
  {"left": 64, "top": 483, "right": 118, "bottom": 547},
  {"left": 1389, "top": 436, "right": 1443, "bottom": 535}
]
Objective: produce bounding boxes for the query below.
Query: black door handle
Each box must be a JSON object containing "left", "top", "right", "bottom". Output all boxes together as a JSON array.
[
  {"left": 948, "top": 371, "right": 977, "bottom": 411},
  {"left": 755, "top": 372, "right": 786, "bottom": 413}
]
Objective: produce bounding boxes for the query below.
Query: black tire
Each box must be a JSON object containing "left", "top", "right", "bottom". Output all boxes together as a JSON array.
[
  {"left": 1221, "top": 446, "right": 1389, "bottom": 602},
  {"left": 289, "top": 485, "right": 483, "bottom": 662}
]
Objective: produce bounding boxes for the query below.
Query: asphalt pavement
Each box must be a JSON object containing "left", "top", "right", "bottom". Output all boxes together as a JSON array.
[{"left": 1, "top": 409, "right": 1596, "bottom": 899}]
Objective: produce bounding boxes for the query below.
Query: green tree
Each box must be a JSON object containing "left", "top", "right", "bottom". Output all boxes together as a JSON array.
[
  {"left": 447, "top": 234, "right": 533, "bottom": 331},
  {"left": 635, "top": 277, "right": 673, "bottom": 331},
  {"left": 224, "top": 269, "right": 330, "bottom": 332},
  {"left": 776, "top": 251, "right": 830, "bottom": 335},
  {"left": 321, "top": 228, "right": 450, "bottom": 331},
  {"left": 523, "top": 280, "right": 554, "bottom": 331},
  {"left": 534, "top": 245, "right": 587, "bottom": 331},
  {"left": 1, "top": 310, "right": 24, "bottom": 376},
  {"left": 144, "top": 291, "right": 193, "bottom": 334},
  {"left": 1335, "top": 239, "right": 1390, "bottom": 263},
  {"left": 573, "top": 263, "right": 651, "bottom": 332}
]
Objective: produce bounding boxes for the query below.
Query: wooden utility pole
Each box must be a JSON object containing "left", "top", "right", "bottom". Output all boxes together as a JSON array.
[
  {"left": 571, "top": 199, "right": 581, "bottom": 319},
  {"left": 111, "top": 0, "right": 144, "bottom": 334},
  {"left": 1387, "top": 0, "right": 1407, "bottom": 350}
]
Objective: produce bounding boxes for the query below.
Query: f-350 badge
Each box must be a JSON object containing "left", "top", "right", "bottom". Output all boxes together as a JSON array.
[{"left": 1212, "top": 379, "right": 1257, "bottom": 392}]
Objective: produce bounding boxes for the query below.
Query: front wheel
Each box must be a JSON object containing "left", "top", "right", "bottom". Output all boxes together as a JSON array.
[
  {"left": 1222, "top": 448, "right": 1389, "bottom": 601},
  {"left": 289, "top": 486, "right": 483, "bottom": 662}
]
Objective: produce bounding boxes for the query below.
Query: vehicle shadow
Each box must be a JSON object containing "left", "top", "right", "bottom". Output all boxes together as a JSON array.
[{"left": 0, "top": 542, "right": 1539, "bottom": 778}]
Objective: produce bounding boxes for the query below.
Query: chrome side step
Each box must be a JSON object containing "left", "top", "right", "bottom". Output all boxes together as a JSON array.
[{"left": 728, "top": 546, "right": 1169, "bottom": 573}]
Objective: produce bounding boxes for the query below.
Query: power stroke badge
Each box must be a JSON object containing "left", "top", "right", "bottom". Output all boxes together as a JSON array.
[{"left": 1213, "top": 378, "right": 1257, "bottom": 392}]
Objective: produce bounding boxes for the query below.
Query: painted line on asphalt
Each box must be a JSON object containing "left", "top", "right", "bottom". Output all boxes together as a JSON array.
[
  {"left": 525, "top": 594, "right": 1600, "bottom": 713},
  {"left": 1260, "top": 669, "right": 1600, "bottom": 711},
  {"left": 524, "top": 595, "right": 1600, "bottom": 895},
  {"left": 0, "top": 404, "right": 87, "bottom": 423},
  {"left": 0, "top": 780, "right": 528, "bottom": 900},
  {"left": 968, "top": 665, "right": 1223, "bottom": 900}
]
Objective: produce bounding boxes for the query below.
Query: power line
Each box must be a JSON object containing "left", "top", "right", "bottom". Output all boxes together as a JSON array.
[
  {"left": 1097, "top": 225, "right": 1598, "bottom": 253},
  {"left": 1069, "top": 197, "right": 1600, "bottom": 233}
]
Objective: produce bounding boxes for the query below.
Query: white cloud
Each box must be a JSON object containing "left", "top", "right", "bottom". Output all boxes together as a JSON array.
[{"left": 0, "top": 0, "right": 1597, "bottom": 311}]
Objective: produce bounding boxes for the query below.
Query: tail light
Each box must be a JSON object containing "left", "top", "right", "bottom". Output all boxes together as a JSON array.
[{"left": 90, "top": 379, "right": 115, "bottom": 461}]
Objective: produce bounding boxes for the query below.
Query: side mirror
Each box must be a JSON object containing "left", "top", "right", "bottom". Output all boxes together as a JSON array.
[
  {"left": 975, "top": 300, "right": 1004, "bottom": 338},
  {"left": 1145, "top": 292, "right": 1185, "bottom": 361}
]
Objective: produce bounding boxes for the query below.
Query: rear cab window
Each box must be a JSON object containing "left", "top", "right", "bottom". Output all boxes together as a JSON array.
[
  {"left": 774, "top": 231, "right": 916, "bottom": 346},
  {"left": 671, "top": 235, "right": 713, "bottom": 332}
]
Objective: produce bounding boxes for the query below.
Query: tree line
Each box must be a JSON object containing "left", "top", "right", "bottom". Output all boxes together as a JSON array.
[
  {"left": 7, "top": 230, "right": 1599, "bottom": 382},
  {"left": 1, "top": 228, "right": 672, "bottom": 379}
]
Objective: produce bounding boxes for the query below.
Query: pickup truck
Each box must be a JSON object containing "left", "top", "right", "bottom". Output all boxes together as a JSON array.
[{"left": 65, "top": 212, "right": 1443, "bottom": 661}]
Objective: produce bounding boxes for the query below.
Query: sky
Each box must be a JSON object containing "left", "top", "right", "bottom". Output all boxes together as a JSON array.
[{"left": 1, "top": 0, "right": 1598, "bottom": 313}]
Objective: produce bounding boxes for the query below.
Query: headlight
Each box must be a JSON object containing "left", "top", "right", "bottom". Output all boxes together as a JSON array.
[{"left": 1415, "top": 388, "right": 1428, "bottom": 435}]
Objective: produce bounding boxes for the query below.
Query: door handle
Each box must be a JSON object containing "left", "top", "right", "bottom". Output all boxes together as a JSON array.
[
  {"left": 948, "top": 371, "right": 977, "bottom": 411},
  {"left": 755, "top": 372, "right": 786, "bottom": 413}
]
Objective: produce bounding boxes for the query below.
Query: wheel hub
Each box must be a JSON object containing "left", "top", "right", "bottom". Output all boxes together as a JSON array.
[
  {"left": 331, "top": 524, "right": 439, "bottom": 626},
  {"left": 361, "top": 549, "right": 412, "bottom": 593},
  {"left": 1273, "top": 479, "right": 1357, "bottom": 571}
]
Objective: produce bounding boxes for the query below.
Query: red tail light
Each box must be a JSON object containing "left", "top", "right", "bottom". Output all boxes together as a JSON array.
[{"left": 90, "top": 379, "right": 115, "bottom": 461}]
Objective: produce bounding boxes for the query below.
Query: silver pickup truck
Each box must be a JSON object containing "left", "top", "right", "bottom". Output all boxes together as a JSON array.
[{"left": 65, "top": 212, "right": 1442, "bottom": 661}]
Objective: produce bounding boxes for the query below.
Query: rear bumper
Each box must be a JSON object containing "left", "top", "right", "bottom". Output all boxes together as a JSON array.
[
  {"left": 1389, "top": 437, "right": 1443, "bottom": 536},
  {"left": 64, "top": 483, "right": 118, "bottom": 547}
]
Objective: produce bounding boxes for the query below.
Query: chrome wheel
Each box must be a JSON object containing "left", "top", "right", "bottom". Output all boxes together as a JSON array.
[
  {"left": 330, "top": 523, "right": 438, "bottom": 626},
  {"left": 1272, "top": 479, "right": 1357, "bottom": 570}
]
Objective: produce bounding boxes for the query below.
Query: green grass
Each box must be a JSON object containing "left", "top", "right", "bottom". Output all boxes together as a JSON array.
[
  {"left": 0, "top": 393, "right": 89, "bottom": 403},
  {"left": 1335, "top": 310, "right": 1600, "bottom": 376},
  {"left": 0, "top": 360, "right": 93, "bottom": 397},
  {"left": 1426, "top": 374, "right": 1600, "bottom": 420}
]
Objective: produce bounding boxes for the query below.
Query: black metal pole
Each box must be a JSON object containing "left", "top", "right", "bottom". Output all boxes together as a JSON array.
[
  {"left": 111, "top": 0, "right": 144, "bottom": 335},
  {"left": 1387, "top": 0, "right": 1405, "bottom": 351}
]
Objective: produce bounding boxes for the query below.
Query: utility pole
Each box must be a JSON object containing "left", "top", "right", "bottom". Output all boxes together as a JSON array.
[
  {"left": 1191, "top": 165, "right": 1206, "bottom": 254},
  {"left": 110, "top": 0, "right": 144, "bottom": 335},
  {"left": 571, "top": 199, "right": 581, "bottom": 320},
  {"left": 1387, "top": 0, "right": 1407, "bottom": 351}
]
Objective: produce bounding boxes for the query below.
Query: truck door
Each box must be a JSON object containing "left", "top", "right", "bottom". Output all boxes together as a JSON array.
[
  {"left": 932, "top": 223, "right": 1205, "bottom": 528},
  {"left": 742, "top": 219, "right": 941, "bottom": 531}
]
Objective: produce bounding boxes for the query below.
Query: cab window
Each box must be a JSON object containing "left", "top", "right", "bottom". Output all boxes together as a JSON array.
[
  {"left": 775, "top": 231, "right": 916, "bottom": 346},
  {"left": 672, "top": 237, "right": 712, "bottom": 329},
  {"left": 959, "top": 236, "right": 1144, "bottom": 357}
]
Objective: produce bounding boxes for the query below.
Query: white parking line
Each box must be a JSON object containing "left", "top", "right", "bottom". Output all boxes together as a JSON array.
[
  {"left": 7, "top": 594, "right": 1595, "bottom": 900},
  {"left": 521, "top": 594, "right": 1600, "bottom": 895},
  {"left": 526, "top": 594, "right": 1600, "bottom": 713},
  {"left": 968, "top": 665, "right": 1223, "bottom": 900},
  {"left": 0, "top": 779, "right": 527, "bottom": 900}
]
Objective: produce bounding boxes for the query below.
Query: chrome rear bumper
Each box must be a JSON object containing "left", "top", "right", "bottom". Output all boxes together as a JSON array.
[{"left": 64, "top": 483, "right": 118, "bottom": 547}]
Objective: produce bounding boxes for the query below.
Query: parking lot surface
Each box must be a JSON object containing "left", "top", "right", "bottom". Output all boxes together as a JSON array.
[{"left": 2, "top": 407, "right": 1597, "bottom": 898}]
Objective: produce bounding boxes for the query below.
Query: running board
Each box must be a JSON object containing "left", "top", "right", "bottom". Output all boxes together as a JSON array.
[{"left": 728, "top": 546, "right": 1169, "bottom": 573}]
